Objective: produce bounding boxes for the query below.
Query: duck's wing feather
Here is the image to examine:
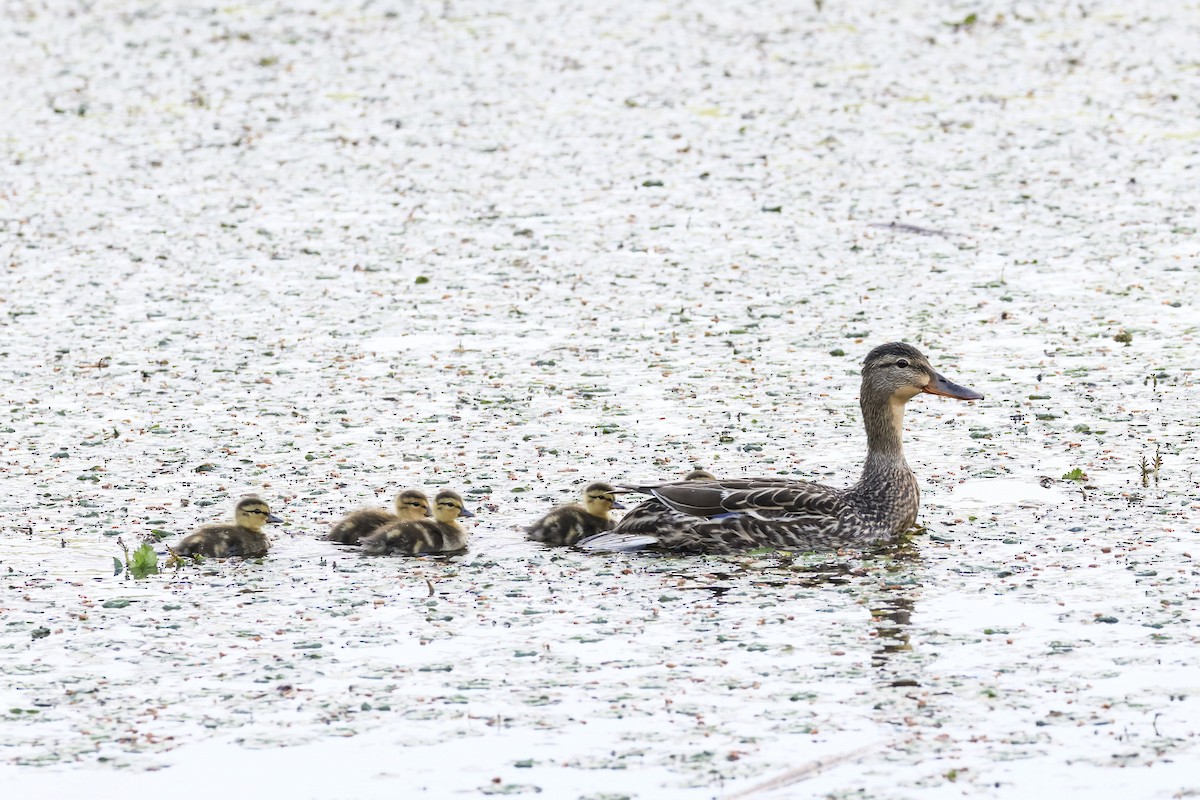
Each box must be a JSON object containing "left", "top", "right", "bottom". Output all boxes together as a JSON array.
[
  {"left": 620, "top": 477, "right": 812, "bottom": 494},
  {"left": 576, "top": 532, "right": 661, "bottom": 552},
  {"left": 638, "top": 478, "right": 847, "bottom": 519},
  {"left": 608, "top": 500, "right": 885, "bottom": 554}
]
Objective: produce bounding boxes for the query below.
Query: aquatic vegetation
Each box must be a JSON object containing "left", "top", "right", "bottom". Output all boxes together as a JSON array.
[
  {"left": 1, "top": 0, "right": 1198, "bottom": 797},
  {"left": 114, "top": 538, "right": 159, "bottom": 579}
]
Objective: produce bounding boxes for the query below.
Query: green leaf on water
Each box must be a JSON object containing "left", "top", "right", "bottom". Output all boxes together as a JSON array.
[
  {"left": 129, "top": 543, "right": 158, "bottom": 579},
  {"left": 1061, "top": 467, "right": 1087, "bottom": 482},
  {"left": 112, "top": 556, "right": 123, "bottom": 576}
]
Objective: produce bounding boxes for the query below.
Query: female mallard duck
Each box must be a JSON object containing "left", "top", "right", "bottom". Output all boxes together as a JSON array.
[
  {"left": 525, "top": 481, "right": 625, "bottom": 547},
  {"left": 327, "top": 488, "right": 430, "bottom": 545},
  {"left": 360, "top": 489, "right": 474, "bottom": 555},
  {"left": 583, "top": 343, "right": 982, "bottom": 553},
  {"left": 173, "top": 495, "right": 282, "bottom": 558}
]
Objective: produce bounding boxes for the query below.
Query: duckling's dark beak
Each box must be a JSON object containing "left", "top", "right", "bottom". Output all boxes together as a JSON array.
[
  {"left": 611, "top": 498, "right": 626, "bottom": 510},
  {"left": 266, "top": 513, "right": 284, "bottom": 524},
  {"left": 458, "top": 507, "right": 475, "bottom": 518},
  {"left": 924, "top": 371, "right": 983, "bottom": 401}
]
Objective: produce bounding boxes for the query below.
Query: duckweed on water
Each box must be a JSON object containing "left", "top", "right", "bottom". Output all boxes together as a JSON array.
[{"left": 1, "top": 1, "right": 1199, "bottom": 798}]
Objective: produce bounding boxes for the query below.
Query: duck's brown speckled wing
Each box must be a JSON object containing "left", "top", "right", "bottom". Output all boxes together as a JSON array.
[
  {"left": 606, "top": 478, "right": 872, "bottom": 554},
  {"left": 642, "top": 478, "right": 848, "bottom": 519}
]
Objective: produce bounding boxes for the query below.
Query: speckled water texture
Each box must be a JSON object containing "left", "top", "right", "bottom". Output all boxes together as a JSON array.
[{"left": 1, "top": 0, "right": 1198, "bottom": 797}]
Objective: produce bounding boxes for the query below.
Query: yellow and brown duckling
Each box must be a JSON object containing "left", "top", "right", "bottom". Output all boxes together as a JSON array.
[
  {"left": 327, "top": 488, "right": 430, "bottom": 545},
  {"left": 583, "top": 342, "right": 983, "bottom": 554},
  {"left": 525, "top": 481, "right": 625, "bottom": 547},
  {"left": 173, "top": 495, "right": 282, "bottom": 559},
  {"left": 683, "top": 469, "right": 716, "bottom": 481},
  {"left": 360, "top": 489, "right": 473, "bottom": 556}
]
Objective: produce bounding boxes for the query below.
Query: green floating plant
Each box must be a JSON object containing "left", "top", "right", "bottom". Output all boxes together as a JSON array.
[
  {"left": 1061, "top": 467, "right": 1088, "bottom": 482},
  {"left": 116, "top": 538, "right": 159, "bottom": 579}
]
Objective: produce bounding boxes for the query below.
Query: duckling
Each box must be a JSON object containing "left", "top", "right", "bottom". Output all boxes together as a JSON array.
[
  {"left": 525, "top": 481, "right": 625, "bottom": 547},
  {"left": 684, "top": 468, "right": 716, "bottom": 481},
  {"left": 327, "top": 488, "right": 430, "bottom": 545},
  {"left": 360, "top": 489, "right": 474, "bottom": 556},
  {"left": 173, "top": 495, "right": 282, "bottom": 559},
  {"left": 582, "top": 342, "right": 982, "bottom": 554}
]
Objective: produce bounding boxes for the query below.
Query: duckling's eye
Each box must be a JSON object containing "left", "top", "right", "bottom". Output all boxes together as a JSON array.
[
  {"left": 895, "top": 359, "right": 910, "bottom": 368},
  {"left": 405, "top": 501, "right": 426, "bottom": 508},
  {"left": 244, "top": 509, "right": 268, "bottom": 516}
]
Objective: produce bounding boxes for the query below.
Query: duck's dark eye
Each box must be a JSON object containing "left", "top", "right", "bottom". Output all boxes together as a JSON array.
[{"left": 895, "top": 359, "right": 910, "bottom": 368}]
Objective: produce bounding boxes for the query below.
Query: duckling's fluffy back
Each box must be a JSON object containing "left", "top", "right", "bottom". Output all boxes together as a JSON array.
[
  {"left": 526, "top": 504, "right": 614, "bottom": 547},
  {"left": 327, "top": 509, "right": 394, "bottom": 545},
  {"left": 175, "top": 524, "right": 269, "bottom": 558},
  {"left": 360, "top": 518, "right": 467, "bottom": 556}
]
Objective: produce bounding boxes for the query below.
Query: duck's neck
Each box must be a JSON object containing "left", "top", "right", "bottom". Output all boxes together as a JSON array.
[
  {"left": 860, "top": 394, "right": 909, "bottom": 476},
  {"left": 850, "top": 393, "right": 920, "bottom": 533}
]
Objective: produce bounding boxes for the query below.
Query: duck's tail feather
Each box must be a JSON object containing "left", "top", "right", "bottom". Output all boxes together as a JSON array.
[{"left": 575, "top": 532, "right": 660, "bottom": 552}]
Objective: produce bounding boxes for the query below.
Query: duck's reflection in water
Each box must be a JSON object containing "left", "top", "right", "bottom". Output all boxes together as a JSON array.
[
  {"left": 664, "top": 536, "right": 924, "bottom": 682},
  {"left": 853, "top": 537, "right": 923, "bottom": 686},
  {"left": 871, "top": 593, "right": 917, "bottom": 683}
]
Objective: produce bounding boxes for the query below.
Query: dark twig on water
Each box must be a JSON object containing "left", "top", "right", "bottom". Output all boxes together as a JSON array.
[{"left": 868, "top": 221, "right": 953, "bottom": 238}]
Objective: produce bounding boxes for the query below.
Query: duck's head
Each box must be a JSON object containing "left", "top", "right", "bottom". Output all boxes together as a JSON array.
[
  {"left": 582, "top": 481, "right": 624, "bottom": 517},
  {"left": 684, "top": 469, "right": 716, "bottom": 481},
  {"left": 861, "top": 342, "right": 983, "bottom": 406},
  {"left": 394, "top": 488, "right": 431, "bottom": 520},
  {"left": 234, "top": 495, "right": 283, "bottom": 531},
  {"left": 433, "top": 489, "right": 474, "bottom": 523}
]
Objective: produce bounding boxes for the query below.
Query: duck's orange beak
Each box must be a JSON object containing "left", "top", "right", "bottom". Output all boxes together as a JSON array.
[{"left": 924, "top": 371, "right": 983, "bottom": 401}]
